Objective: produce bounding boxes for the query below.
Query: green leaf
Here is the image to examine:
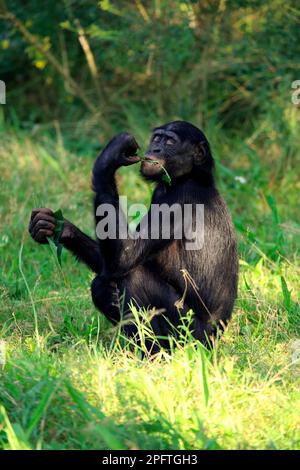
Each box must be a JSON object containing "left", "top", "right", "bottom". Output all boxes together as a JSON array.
[
  {"left": 0, "top": 405, "right": 31, "bottom": 450},
  {"left": 162, "top": 169, "right": 172, "bottom": 186},
  {"left": 266, "top": 194, "right": 279, "bottom": 225},
  {"left": 65, "top": 381, "right": 125, "bottom": 449},
  {"left": 26, "top": 381, "right": 56, "bottom": 438},
  {"left": 281, "top": 276, "right": 291, "bottom": 310},
  {"left": 200, "top": 346, "right": 209, "bottom": 407},
  {"left": 48, "top": 209, "right": 64, "bottom": 266}
]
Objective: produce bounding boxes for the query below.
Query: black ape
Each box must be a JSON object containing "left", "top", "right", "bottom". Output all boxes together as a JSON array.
[{"left": 29, "top": 121, "right": 238, "bottom": 352}]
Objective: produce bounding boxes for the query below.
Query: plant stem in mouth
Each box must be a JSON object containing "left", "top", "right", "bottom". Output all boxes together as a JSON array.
[{"left": 141, "top": 157, "right": 172, "bottom": 185}]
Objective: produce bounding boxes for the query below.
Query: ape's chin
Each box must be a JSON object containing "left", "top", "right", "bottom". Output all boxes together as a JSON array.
[
  {"left": 140, "top": 159, "right": 165, "bottom": 182},
  {"left": 140, "top": 170, "right": 163, "bottom": 183},
  {"left": 140, "top": 167, "right": 163, "bottom": 183}
]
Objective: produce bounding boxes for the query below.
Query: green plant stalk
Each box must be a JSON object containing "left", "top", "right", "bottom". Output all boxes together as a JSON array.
[
  {"left": 48, "top": 209, "right": 64, "bottom": 266},
  {"left": 139, "top": 156, "right": 172, "bottom": 185}
]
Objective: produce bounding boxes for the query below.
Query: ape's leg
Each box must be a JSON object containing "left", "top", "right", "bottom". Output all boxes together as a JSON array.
[
  {"left": 91, "top": 266, "right": 191, "bottom": 353},
  {"left": 91, "top": 275, "right": 124, "bottom": 325}
]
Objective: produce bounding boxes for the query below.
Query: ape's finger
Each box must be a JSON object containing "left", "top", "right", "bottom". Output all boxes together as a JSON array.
[
  {"left": 122, "top": 134, "right": 140, "bottom": 155},
  {"left": 30, "top": 208, "right": 53, "bottom": 222},
  {"left": 121, "top": 155, "right": 140, "bottom": 166},
  {"left": 35, "top": 229, "right": 54, "bottom": 243},
  {"left": 29, "top": 213, "right": 55, "bottom": 237},
  {"left": 32, "top": 220, "right": 55, "bottom": 238},
  {"left": 31, "top": 212, "right": 56, "bottom": 228}
]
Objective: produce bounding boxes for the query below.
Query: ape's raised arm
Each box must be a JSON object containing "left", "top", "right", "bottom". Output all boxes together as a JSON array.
[{"left": 92, "top": 133, "right": 179, "bottom": 277}]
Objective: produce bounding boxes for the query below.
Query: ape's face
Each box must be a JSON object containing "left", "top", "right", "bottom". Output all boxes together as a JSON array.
[{"left": 141, "top": 121, "right": 208, "bottom": 182}]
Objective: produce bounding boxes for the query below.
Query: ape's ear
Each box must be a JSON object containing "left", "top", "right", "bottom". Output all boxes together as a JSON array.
[{"left": 193, "top": 142, "right": 207, "bottom": 166}]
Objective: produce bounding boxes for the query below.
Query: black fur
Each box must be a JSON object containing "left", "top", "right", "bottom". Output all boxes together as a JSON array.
[
  {"left": 29, "top": 121, "right": 238, "bottom": 353},
  {"left": 91, "top": 121, "right": 238, "bottom": 350}
]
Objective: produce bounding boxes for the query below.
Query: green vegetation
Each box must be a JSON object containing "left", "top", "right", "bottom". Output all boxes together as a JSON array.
[{"left": 0, "top": 0, "right": 299, "bottom": 450}]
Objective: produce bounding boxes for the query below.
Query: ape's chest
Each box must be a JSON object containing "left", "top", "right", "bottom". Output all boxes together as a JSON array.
[{"left": 147, "top": 241, "right": 184, "bottom": 282}]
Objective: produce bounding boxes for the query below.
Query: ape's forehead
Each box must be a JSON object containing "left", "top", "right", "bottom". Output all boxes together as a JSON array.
[{"left": 153, "top": 120, "right": 207, "bottom": 144}]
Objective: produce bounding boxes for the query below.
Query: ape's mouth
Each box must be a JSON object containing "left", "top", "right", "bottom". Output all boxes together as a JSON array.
[
  {"left": 143, "top": 155, "right": 165, "bottom": 165},
  {"left": 140, "top": 155, "right": 166, "bottom": 176}
]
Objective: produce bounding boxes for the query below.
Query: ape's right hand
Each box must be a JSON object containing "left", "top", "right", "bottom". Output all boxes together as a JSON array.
[
  {"left": 29, "top": 208, "right": 56, "bottom": 244},
  {"left": 29, "top": 208, "right": 75, "bottom": 245}
]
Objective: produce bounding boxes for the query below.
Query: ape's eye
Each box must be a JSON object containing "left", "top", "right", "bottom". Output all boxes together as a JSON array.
[
  {"left": 152, "top": 135, "right": 161, "bottom": 143},
  {"left": 166, "top": 138, "right": 176, "bottom": 145}
]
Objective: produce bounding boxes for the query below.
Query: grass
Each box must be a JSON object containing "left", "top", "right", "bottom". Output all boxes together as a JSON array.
[{"left": 0, "top": 111, "right": 299, "bottom": 450}]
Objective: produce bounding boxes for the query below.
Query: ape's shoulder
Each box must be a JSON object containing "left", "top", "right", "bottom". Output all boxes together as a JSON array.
[{"left": 174, "top": 178, "right": 219, "bottom": 203}]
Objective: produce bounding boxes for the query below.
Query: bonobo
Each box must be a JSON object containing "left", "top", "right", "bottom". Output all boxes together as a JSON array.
[{"left": 29, "top": 121, "right": 238, "bottom": 352}]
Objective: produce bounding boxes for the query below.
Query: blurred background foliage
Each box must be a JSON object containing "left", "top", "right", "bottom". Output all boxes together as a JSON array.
[
  {"left": 0, "top": 1, "right": 300, "bottom": 450},
  {"left": 1, "top": 0, "right": 299, "bottom": 137},
  {"left": 0, "top": 0, "right": 300, "bottom": 262}
]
